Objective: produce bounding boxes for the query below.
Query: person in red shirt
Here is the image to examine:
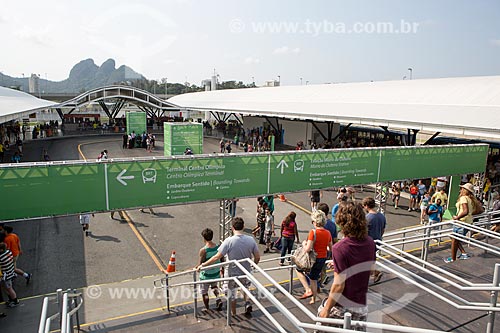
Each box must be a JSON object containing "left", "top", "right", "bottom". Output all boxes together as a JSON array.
[
  {"left": 3, "top": 225, "right": 32, "bottom": 284},
  {"left": 296, "top": 210, "right": 333, "bottom": 304}
]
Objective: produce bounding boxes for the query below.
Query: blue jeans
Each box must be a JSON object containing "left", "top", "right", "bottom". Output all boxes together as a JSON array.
[{"left": 280, "top": 237, "right": 295, "bottom": 263}]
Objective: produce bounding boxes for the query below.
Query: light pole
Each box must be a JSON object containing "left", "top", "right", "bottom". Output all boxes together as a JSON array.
[
  {"left": 403, "top": 76, "right": 407, "bottom": 80},
  {"left": 300, "top": 77, "right": 303, "bottom": 85},
  {"left": 252, "top": 76, "right": 255, "bottom": 86},
  {"left": 277, "top": 75, "right": 280, "bottom": 85},
  {"left": 408, "top": 68, "right": 413, "bottom": 80},
  {"left": 306, "top": 80, "right": 309, "bottom": 85}
]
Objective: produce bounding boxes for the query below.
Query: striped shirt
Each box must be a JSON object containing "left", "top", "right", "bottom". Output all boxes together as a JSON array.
[
  {"left": 281, "top": 220, "right": 296, "bottom": 239},
  {"left": 0, "top": 249, "right": 16, "bottom": 280}
]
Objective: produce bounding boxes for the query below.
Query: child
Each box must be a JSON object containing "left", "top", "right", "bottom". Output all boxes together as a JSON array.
[
  {"left": 263, "top": 208, "right": 275, "bottom": 253},
  {"left": 197, "top": 228, "right": 223, "bottom": 311},
  {"left": 420, "top": 192, "right": 431, "bottom": 224}
]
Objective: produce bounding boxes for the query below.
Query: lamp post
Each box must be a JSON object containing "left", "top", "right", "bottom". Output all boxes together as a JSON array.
[
  {"left": 252, "top": 76, "right": 255, "bottom": 86},
  {"left": 300, "top": 77, "right": 303, "bottom": 85},
  {"left": 305, "top": 80, "right": 309, "bottom": 85},
  {"left": 408, "top": 68, "right": 413, "bottom": 80},
  {"left": 277, "top": 75, "right": 280, "bottom": 85},
  {"left": 403, "top": 76, "right": 407, "bottom": 80}
]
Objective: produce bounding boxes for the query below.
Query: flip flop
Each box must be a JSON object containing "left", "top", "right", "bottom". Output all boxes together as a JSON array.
[{"left": 299, "top": 292, "right": 313, "bottom": 299}]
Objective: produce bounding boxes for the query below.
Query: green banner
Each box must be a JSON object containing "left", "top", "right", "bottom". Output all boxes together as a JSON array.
[
  {"left": 0, "top": 144, "right": 488, "bottom": 221},
  {"left": 164, "top": 122, "right": 203, "bottom": 156},
  {"left": 126, "top": 112, "right": 146, "bottom": 136}
]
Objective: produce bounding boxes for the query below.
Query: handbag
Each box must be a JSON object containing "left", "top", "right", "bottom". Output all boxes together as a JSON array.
[
  {"left": 273, "top": 237, "right": 283, "bottom": 251},
  {"left": 291, "top": 230, "right": 317, "bottom": 272},
  {"left": 472, "top": 197, "right": 485, "bottom": 215}
]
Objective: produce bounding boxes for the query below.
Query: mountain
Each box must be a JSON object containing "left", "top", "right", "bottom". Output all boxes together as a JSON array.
[{"left": 0, "top": 58, "right": 145, "bottom": 93}]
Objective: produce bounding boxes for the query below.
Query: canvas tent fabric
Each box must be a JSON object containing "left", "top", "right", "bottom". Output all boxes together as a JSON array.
[
  {"left": 169, "top": 75, "right": 500, "bottom": 140},
  {"left": 0, "top": 86, "right": 56, "bottom": 124}
]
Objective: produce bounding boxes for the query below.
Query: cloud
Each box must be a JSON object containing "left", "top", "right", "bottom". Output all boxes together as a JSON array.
[
  {"left": 273, "top": 46, "right": 301, "bottom": 55},
  {"left": 14, "top": 25, "right": 53, "bottom": 47},
  {"left": 244, "top": 57, "right": 261, "bottom": 64},
  {"left": 490, "top": 39, "right": 500, "bottom": 46}
]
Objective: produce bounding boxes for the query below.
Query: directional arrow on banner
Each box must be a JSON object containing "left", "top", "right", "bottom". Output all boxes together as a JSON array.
[
  {"left": 276, "top": 159, "right": 289, "bottom": 174},
  {"left": 117, "top": 169, "right": 135, "bottom": 186}
]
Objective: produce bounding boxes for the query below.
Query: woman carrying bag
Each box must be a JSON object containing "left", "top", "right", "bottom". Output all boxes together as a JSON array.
[{"left": 296, "top": 210, "right": 333, "bottom": 304}]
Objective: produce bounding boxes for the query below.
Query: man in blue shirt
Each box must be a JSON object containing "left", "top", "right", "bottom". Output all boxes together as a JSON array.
[
  {"left": 427, "top": 198, "right": 443, "bottom": 224},
  {"left": 362, "top": 196, "right": 386, "bottom": 283}
]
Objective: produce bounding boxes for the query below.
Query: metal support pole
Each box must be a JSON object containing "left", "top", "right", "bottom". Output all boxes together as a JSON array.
[
  {"left": 193, "top": 271, "right": 198, "bottom": 318},
  {"left": 226, "top": 287, "right": 232, "bottom": 327},
  {"left": 56, "top": 288, "right": 62, "bottom": 304},
  {"left": 486, "top": 264, "right": 500, "bottom": 333},
  {"left": 421, "top": 225, "right": 432, "bottom": 268},
  {"left": 165, "top": 273, "right": 170, "bottom": 312},
  {"left": 38, "top": 297, "right": 49, "bottom": 333},
  {"left": 289, "top": 266, "right": 294, "bottom": 295},
  {"left": 401, "top": 232, "right": 406, "bottom": 252},
  {"left": 343, "top": 312, "right": 352, "bottom": 329},
  {"left": 61, "top": 293, "right": 68, "bottom": 333}
]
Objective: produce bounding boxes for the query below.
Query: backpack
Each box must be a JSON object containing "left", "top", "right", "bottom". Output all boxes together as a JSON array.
[{"left": 291, "top": 230, "right": 317, "bottom": 272}]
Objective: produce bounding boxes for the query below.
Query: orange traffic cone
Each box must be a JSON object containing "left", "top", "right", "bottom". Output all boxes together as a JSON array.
[
  {"left": 279, "top": 194, "right": 287, "bottom": 202},
  {"left": 166, "top": 251, "right": 176, "bottom": 273}
]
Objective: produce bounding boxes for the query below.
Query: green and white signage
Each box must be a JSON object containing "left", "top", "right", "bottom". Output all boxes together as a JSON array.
[
  {"left": 126, "top": 111, "right": 147, "bottom": 136},
  {"left": 164, "top": 122, "right": 203, "bottom": 156},
  {"left": 0, "top": 144, "right": 488, "bottom": 221}
]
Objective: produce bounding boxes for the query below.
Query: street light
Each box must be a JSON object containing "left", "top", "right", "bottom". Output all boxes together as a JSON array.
[
  {"left": 305, "top": 80, "right": 309, "bottom": 85},
  {"left": 300, "top": 77, "right": 303, "bottom": 85},
  {"left": 403, "top": 76, "right": 407, "bottom": 80},
  {"left": 277, "top": 75, "right": 280, "bottom": 84},
  {"left": 252, "top": 76, "right": 255, "bottom": 86},
  {"left": 408, "top": 68, "right": 413, "bottom": 80}
]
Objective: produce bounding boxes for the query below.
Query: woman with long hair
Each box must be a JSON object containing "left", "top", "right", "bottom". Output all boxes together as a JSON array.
[
  {"left": 318, "top": 201, "right": 375, "bottom": 329},
  {"left": 444, "top": 183, "right": 478, "bottom": 263},
  {"left": 279, "top": 211, "right": 299, "bottom": 265}
]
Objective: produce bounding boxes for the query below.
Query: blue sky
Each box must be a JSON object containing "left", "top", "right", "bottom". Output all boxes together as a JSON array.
[{"left": 1, "top": 0, "right": 499, "bottom": 86}]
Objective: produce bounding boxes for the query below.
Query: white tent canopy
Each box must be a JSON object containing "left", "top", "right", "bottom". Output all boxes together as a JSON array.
[
  {"left": 170, "top": 75, "right": 500, "bottom": 140},
  {"left": 0, "top": 86, "right": 57, "bottom": 124}
]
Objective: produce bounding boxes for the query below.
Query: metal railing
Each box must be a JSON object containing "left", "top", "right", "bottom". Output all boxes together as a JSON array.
[
  {"left": 153, "top": 255, "right": 448, "bottom": 332},
  {"left": 38, "top": 289, "right": 83, "bottom": 333},
  {"left": 378, "top": 215, "right": 500, "bottom": 333}
]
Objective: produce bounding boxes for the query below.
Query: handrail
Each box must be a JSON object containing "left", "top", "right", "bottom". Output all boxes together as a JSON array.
[
  {"left": 38, "top": 289, "right": 83, "bottom": 333},
  {"left": 155, "top": 255, "right": 448, "bottom": 333}
]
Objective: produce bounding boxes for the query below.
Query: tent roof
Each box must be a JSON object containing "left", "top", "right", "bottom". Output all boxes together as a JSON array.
[
  {"left": 0, "top": 87, "right": 57, "bottom": 124},
  {"left": 169, "top": 75, "right": 500, "bottom": 139}
]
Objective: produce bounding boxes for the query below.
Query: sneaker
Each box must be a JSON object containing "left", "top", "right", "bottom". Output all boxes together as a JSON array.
[
  {"left": 26, "top": 273, "right": 32, "bottom": 285},
  {"left": 85, "top": 231, "right": 90, "bottom": 237},
  {"left": 394, "top": 206, "right": 398, "bottom": 209},
  {"left": 215, "top": 298, "right": 223, "bottom": 311},
  {"left": 459, "top": 253, "right": 471, "bottom": 260},
  {"left": 443, "top": 257, "right": 454, "bottom": 263},
  {"left": 244, "top": 302, "right": 252, "bottom": 315},
  {"left": 408, "top": 208, "right": 412, "bottom": 212},
  {"left": 6, "top": 300, "right": 19, "bottom": 308}
]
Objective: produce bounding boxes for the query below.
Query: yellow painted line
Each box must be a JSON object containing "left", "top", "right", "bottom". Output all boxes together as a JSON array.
[
  {"left": 122, "top": 210, "right": 166, "bottom": 273},
  {"left": 78, "top": 140, "right": 166, "bottom": 273},
  {"left": 286, "top": 199, "right": 312, "bottom": 215}
]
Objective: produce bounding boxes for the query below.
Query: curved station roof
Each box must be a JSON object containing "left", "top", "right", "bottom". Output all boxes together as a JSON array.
[{"left": 170, "top": 75, "right": 500, "bottom": 140}]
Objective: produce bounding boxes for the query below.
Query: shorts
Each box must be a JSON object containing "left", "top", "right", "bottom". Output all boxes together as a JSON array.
[
  {"left": 410, "top": 194, "right": 418, "bottom": 199},
  {"left": 2, "top": 278, "right": 14, "bottom": 289},
  {"left": 392, "top": 194, "right": 400, "bottom": 200},
  {"left": 306, "top": 257, "right": 327, "bottom": 281},
  {"left": 453, "top": 226, "right": 468, "bottom": 236},
  {"left": 226, "top": 277, "right": 252, "bottom": 300},
  {"left": 311, "top": 196, "right": 320, "bottom": 203},
  {"left": 199, "top": 280, "right": 219, "bottom": 295},
  {"left": 264, "top": 230, "right": 273, "bottom": 243}
]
